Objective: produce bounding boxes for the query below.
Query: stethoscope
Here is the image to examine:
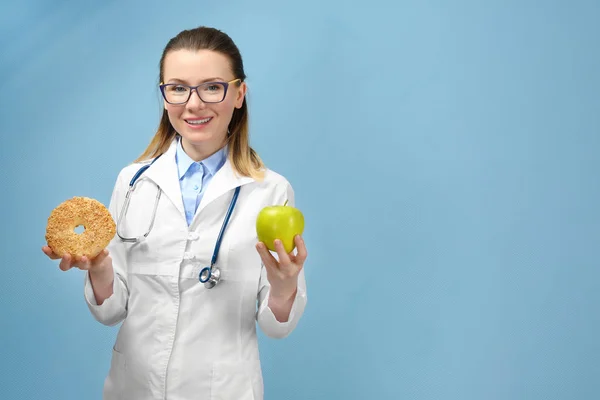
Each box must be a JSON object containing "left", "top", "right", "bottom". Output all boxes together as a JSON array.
[{"left": 116, "top": 154, "right": 241, "bottom": 289}]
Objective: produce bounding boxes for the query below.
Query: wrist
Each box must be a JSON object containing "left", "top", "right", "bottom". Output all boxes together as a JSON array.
[
  {"left": 89, "top": 263, "right": 113, "bottom": 284},
  {"left": 269, "top": 284, "right": 297, "bottom": 303},
  {"left": 267, "top": 284, "right": 297, "bottom": 323}
]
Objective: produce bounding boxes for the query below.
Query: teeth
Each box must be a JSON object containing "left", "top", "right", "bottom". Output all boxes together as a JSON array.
[{"left": 187, "top": 118, "right": 211, "bottom": 125}]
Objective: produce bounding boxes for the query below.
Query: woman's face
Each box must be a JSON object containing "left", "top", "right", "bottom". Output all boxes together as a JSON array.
[{"left": 161, "top": 49, "right": 246, "bottom": 159}]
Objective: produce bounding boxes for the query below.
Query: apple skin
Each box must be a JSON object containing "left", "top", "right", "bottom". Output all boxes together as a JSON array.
[{"left": 256, "top": 201, "right": 304, "bottom": 253}]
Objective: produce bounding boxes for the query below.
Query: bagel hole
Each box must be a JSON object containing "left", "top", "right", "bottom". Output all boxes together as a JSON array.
[{"left": 74, "top": 225, "right": 85, "bottom": 234}]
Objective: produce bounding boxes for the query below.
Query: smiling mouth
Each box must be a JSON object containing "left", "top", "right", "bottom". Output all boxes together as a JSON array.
[{"left": 185, "top": 117, "right": 212, "bottom": 125}]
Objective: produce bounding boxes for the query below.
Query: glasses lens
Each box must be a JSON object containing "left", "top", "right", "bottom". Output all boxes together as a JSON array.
[
  {"left": 198, "top": 82, "right": 226, "bottom": 103},
  {"left": 163, "top": 84, "right": 190, "bottom": 104}
]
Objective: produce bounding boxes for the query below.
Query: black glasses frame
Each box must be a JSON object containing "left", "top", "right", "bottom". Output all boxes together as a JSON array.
[{"left": 159, "top": 78, "right": 242, "bottom": 104}]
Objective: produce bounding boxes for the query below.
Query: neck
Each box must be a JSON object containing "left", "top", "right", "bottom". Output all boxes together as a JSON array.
[{"left": 180, "top": 136, "right": 226, "bottom": 162}]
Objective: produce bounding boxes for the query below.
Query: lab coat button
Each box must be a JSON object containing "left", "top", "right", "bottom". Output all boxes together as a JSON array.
[
  {"left": 183, "top": 252, "right": 195, "bottom": 260},
  {"left": 188, "top": 232, "right": 199, "bottom": 241}
]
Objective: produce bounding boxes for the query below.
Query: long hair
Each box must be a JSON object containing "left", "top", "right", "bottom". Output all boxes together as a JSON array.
[{"left": 134, "top": 26, "right": 265, "bottom": 180}]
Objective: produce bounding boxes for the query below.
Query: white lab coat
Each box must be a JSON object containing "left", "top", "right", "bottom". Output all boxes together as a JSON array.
[{"left": 83, "top": 139, "right": 307, "bottom": 400}]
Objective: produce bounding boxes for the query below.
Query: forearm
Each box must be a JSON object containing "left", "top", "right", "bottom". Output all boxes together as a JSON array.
[
  {"left": 268, "top": 286, "right": 297, "bottom": 322},
  {"left": 88, "top": 265, "right": 115, "bottom": 306},
  {"left": 257, "top": 268, "right": 307, "bottom": 339}
]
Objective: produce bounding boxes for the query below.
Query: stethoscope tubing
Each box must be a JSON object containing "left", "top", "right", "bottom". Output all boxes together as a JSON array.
[{"left": 116, "top": 154, "right": 240, "bottom": 289}]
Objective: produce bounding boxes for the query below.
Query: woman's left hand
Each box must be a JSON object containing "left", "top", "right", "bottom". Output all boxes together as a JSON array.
[{"left": 256, "top": 235, "right": 307, "bottom": 300}]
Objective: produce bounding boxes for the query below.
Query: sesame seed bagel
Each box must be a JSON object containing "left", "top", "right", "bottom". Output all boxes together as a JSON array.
[{"left": 45, "top": 196, "right": 116, "bottom": 258}]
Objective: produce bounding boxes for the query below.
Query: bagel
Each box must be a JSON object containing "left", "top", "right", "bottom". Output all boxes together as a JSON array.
[{"left": 45, "top": 196, "right": 116, "bottom": 259}]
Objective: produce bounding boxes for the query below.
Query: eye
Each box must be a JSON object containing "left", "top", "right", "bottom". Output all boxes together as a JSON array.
[{"left": 164, "top": 84, "right": 187, "bottom": 93}]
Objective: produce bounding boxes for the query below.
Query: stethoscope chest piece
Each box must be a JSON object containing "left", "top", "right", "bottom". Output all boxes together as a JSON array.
[{"left": 199, "top": 265, "right": 221, "bottom": 289}]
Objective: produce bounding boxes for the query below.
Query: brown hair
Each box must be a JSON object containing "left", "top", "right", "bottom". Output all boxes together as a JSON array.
[{"left": 134, "top": 26, "right": 265, "bottom": 180}]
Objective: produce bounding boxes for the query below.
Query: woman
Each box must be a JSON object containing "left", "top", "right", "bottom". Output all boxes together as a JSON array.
[{"left": 42, "top": 26, "right": 308, "bottom": 399}]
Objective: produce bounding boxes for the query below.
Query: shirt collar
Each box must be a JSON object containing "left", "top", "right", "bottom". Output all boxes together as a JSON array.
[{"left": 175, "top": 136, "right": 227, "bottom": 179}]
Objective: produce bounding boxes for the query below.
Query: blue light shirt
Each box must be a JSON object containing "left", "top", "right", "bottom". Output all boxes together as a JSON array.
[{"left": 175, "top": 137, "right": 227, "bottom": 225}]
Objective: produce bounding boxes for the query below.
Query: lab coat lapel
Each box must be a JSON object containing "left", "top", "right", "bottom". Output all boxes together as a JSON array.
[
  {"left": 196, "top": 157, "right": 254, "bottom": 215},
  {"left": 142, "top": 139, "right": 186, "bottom": 220}
]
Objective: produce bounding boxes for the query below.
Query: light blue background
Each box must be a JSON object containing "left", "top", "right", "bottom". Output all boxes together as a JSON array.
[{"left": 1, "top": 1, "right": 599, "bottom": 399}]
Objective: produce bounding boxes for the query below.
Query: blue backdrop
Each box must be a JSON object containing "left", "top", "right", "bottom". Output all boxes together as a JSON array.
[{"left": 1, "top": 1, "right": 599, "bottom": 399}]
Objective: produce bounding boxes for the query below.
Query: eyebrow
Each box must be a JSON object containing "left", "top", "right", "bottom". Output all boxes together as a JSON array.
[{"left": 166, "top": 77, "right": 226, "bottom": 84}]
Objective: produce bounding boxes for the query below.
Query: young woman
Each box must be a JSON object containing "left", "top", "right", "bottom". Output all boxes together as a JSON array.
[{"left": 42, "top": 26, "right": 308, "bottom": 399}]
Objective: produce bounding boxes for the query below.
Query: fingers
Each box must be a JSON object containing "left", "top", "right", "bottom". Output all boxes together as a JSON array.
[
  {"left": 273, "top": 240, "right": 292, "bottom": 266},
  {"left": 52, "top": 249, "right": 109, "bottom": 271},
  {"left": 256, "top": 242, "right": 279, "bottom": 271},
  {"left": 78, "top": 256, "right": 92, "bottom": 270},
  {"left": 255, "top": 237, "right": 307, "bottom": 273},
  {"left": 43, "top": 245, "right": 77, "bottom": 270},
  {"left": 274, "top": 239, "right": 305, "bottom": 279},
  {"left": 41, "top": 246, "right": 61, "bottom": 260},
  {"left": 57, "top": 253, "right": 88, "bottom": 271},
  {"left": 76, "top": 249, "right": 111, "bottom": 271},
  {"left": 293, "top": 235, "right": 308, "bottom": 265},
  {"left": 59, "top": 254, "right": 73, "bottom": 271}
]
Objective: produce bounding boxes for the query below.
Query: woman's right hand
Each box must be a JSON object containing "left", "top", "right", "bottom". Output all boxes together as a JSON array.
[{"left": 41, "top": 246, "right": 112, "bottom": 273}]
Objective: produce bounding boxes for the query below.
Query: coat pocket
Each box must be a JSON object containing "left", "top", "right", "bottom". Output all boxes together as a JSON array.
[{"left": 210, "top": 361, "right": 257, "bottom": 400}]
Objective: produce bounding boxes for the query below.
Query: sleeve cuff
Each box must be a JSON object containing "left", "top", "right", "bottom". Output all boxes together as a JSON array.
[
  {"left": 83, "top": 271, "right": 128, "bottom": 326},
  {"left": 257, "top": 286, "right": 307, "bottom": 337}
]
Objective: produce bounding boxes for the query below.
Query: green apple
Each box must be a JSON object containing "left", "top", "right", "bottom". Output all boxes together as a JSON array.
[{"left": 256, "top": 200, "right": 304, "bottom": 253}]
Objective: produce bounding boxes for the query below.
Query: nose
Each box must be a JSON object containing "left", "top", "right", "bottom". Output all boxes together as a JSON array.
[{"left": 186, "top": 88, "right": 206, "bottom": 110}]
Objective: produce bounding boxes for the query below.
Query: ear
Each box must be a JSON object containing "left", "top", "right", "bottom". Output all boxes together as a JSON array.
[{"left": 234, "top": 81, "right": 247, "bottom": 109}]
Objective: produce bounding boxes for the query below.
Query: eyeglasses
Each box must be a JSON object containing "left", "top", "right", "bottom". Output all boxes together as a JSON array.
[{"left": 159, "top": 78, "right": 241, "bottom": 104}]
